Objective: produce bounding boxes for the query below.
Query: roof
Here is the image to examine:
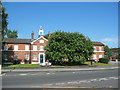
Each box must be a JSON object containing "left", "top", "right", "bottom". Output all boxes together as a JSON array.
[
  {"left": 92, "top": 42, "right": 104, "bottom": 46},
  {"left": 2, "top": 38, "right": 33, "bottom": 44},
  {"left": 31, "top": 36, "right": 48, "bottom": 44},
  {"left": 3, "top": 38, "right": 104, "bottom": 46}
]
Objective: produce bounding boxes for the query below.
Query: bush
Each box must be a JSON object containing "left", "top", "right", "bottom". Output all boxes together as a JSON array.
[{"left": 99, "top": 58, "right": 110, "bottom": 64}]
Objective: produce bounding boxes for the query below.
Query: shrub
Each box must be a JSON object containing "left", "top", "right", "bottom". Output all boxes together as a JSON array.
[{"left": 99, "top": 58, "right": 110, "bottom": 64}]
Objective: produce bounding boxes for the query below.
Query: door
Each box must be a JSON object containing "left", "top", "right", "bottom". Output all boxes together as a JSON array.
[{"left": 40, "top": 54, "right": 43, "bottom": 63}]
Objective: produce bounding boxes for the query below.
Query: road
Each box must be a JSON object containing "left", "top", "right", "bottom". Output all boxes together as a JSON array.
[{"left": 2, "top": 63, "right": 119, "bottom": 88}]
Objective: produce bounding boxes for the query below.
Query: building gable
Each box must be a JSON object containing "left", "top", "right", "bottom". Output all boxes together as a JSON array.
[{"left": 31, "top": 36, "right": 48, "bottom": 44}]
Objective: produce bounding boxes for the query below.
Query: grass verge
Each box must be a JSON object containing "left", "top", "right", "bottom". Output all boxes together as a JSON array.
[
  {"left": 85, "top": 62, "right": 112, "bottom": 66},
  {"left": 2, "top": 62, "right": 112, "bottom": 67},
  {"left": 2, "top": 64, "right": 40, "bottom": 67}
]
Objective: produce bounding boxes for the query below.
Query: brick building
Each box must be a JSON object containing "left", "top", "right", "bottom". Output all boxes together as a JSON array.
[{"left": 2, "top": 27, "right": 104, "bottom": 65}]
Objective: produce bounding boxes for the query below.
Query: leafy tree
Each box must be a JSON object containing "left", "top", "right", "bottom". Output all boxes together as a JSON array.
[
  {"left": 1, "top": 4, "right": 18, "bottom": 38},
  {"left": 45, "top": 31, "right": 94, "bottom": 65},
  {"left": 2, "top": 6, "right": 8, "bottom": 38},
  {"left": 7, "top": 29, "right": 18, "bottom": 38},
  {"left": 104, "top": 45, "right": 112, "bottom": 58}
]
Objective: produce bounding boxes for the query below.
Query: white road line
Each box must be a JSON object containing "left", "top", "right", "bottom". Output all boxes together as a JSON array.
[
  {"left": 47, "top": 84, "right": 53, "bottom": 86},
  {"left": 98, "top": 78, "right": 108, "bottom": 81},
  {"left": 46, "top": 73, "right": 50, "bottom": 75},
  {"left": 90, "top": 79, "right": 97, "bottom": 82},
  {"left": 19, "top": 74, "right": 27, "bottom": 76}
]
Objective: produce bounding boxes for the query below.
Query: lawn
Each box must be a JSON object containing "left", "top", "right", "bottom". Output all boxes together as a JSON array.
[
  {"left": 85, "top": 62, "right": 112, "bottom": 66},
  {"left": 2, "top": 62, "right": 112, "bottom": 67},
  {"left": 3, "top": 64, "right": 40, "bottom": 67}
]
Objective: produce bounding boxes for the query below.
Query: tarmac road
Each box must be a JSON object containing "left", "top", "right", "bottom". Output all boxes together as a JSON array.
[{"left": 2, "top": 63, "right": 119, "bottom": 89}]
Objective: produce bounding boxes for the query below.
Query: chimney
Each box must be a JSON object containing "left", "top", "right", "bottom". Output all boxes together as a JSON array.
[
  {"left": 31, "top": 31, "right": 34, "bottom": 40},
  {"left": 48, "top": 31, "right": 51, "bottom": 38}
]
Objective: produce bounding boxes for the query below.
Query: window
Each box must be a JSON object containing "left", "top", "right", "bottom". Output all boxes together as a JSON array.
[
  {"left": 99, "top": 47, "right": 102, "bottom": 51},
  {"left": 14, "top": 45, "right": 18, "bottom": 51},
  {"left": 14, "top": 54, "right": 18, "bottom": 60},
  {"left": 25, "top": 54, "right": 29, "bottom": 60},
  {"left": 4, "top": 45, "right": 8, "bottom": 50},
  {"left": 93, "top": 46, "right": 97, "bottom": 51},
  {"left": 40, "top": 45, "right": 44, "bottom": 51},
  {"left": 33, "top": 45, "right": 37, "bottom": 51},
  {"left": 39, "top": 40, "right": 44, "bottom": 43},
  {"left": 3, "top": 54, "right": 7, "bottom": 61},
  {"left": 33, "top": 54, "right": 37, "bottom": 60},
  {"left": 93, "top": 54, "right": 97, "bottom": 59},
  {"left": 99, "top": 54, "right": 102, "bottom": 58},
  {"left": 25, "top": 45, "right": 29, "bottom": 51}
]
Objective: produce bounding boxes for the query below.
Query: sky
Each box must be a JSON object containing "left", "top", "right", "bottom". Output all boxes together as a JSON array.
[{"left": 2, "top": 2, "right": 118, "bottom": 48}]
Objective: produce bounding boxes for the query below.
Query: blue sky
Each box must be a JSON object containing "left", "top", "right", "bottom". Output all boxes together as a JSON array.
[{"left": 2, "top": 2, "right": 118, "bottom": 48}]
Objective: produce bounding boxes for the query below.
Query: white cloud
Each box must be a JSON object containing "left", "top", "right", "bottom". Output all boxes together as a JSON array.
[{"left": 101, "top": 38, "right": 118, "bottom": 43}]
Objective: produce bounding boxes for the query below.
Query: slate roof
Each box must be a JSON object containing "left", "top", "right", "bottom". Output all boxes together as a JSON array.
[
  {"left": 2, "top": 38, "right": 104, "bottom": 46},
  {"left": 2, "top": 38, "right": 33, "bottom": 44},
  {"left": 92, "top": 41, "right": 104, "bottom": 46}
]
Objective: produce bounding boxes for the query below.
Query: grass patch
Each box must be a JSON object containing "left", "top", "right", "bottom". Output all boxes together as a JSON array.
[
  {"left": 85, "top": 62, "right": 112, "bottom": 66},
  {"left": 3, "top": 64, "right": 40, "bottom": 67},
  {"left": 2, "top": 62, "right": 112, "bottom": 67}
]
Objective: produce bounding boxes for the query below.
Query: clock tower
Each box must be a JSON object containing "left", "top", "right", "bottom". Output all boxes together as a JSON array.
[{"left": 38, "top": 26, "right": 44, "bottom": 37}]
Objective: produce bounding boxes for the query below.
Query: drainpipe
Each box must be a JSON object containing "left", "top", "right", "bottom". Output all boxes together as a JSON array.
[{"left": 30, "top": 44, "right": 32, "bottom": 64}]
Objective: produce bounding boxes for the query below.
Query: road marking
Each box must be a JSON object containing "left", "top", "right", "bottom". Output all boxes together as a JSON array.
[
  {"left": 46, "top": 73, "right": 50, "bottom": 75},
  {"left": 19, "top": 74, "right": 27, "bottom": 76},
  {"left": 47, "top": 84, "right": 53, "bottom": 86},
  {"left": 90, "top": 79, "right": 97, "bottom": 82},
  {"left": 98, "top": 78, "right": 108, "bottom": 81},
  {"left": 50, "top": 76, "right": 118, "bottom": 86}
]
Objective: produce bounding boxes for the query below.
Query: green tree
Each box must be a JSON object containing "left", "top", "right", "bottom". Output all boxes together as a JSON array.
[
  {"left": 2, "top": 6, "right": 8, "bottom": 38},
  {"left": 45, "top": 31, "right": 94, "bottom": 65},
  {"left": 7, "top": 29, "right": 18, "bottom": 38},
  {"left": 2, "top": 5, "right": 18, "bottom": 38},
  {"left": 104, "top": 45, "right": 112, "bottom": 58}
]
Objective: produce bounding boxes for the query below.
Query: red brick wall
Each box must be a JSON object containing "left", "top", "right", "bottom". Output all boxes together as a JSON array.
[
  {"left": 2, "top": 38, "right": 105, "bottom": 64},
  {"left": 91, "top": 45, "right": 105, "bottom": 61}
]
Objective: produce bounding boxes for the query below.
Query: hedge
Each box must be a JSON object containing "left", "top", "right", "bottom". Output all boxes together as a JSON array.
[{"left": 99, "top": 58, "right": 110, "bottom": 64}]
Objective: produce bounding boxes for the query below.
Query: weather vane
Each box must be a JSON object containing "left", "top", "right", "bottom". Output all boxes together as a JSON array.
[{"left": 40, "top": 26, "right": 42, "bottom": 29}]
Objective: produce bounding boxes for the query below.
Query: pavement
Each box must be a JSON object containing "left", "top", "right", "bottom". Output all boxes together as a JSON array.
[{"left": 1, "top": 61, "right": 119, "bottom": 74}]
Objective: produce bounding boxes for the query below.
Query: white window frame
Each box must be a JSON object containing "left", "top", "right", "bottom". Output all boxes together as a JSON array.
[
  {"left": 25, "top": 54, "right": 29, "bottom": 60},
  {"left": 39, "top": 40, "right": 44, "bottom": 43},
  {"left": 33, "top": 54, "right": 37, "bottom": 60},
  {"left": 93, "top": 54, "right": 97, "bottom": 59},
  {"left": 93, "top": 46, "right": 97, "bottom": 51},
  {"left": 14, "top": 45, "right": 18, "bottom": 51},
  {"left": 25, "top": 45, "right": 29, "bottom": 51},
  {"left": 4, "top": 44, "right": 8, "bottom": 50},
  {"left": 40, "top": 45, "right": 44, "bottom": 51},
  {"left": 99, "top": 47, "right": 102, "bottom": 51},
  {"left": 14, "top": 54, "right": 18, "bottom": 60},
  {"left": 99, "top": 54, "right": 103, "bottom": 58},
  {"left": 33, "top": 45, "right": 37, "bottom": 51}
]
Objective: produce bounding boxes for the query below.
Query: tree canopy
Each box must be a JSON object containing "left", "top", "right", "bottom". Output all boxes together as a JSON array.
[
  {"left": 45, "top": 31, "right": 94, "bottom": 65},
  {"left": 104, "top": 45, "right": 112, "bottom": 58},
  {"left": 7, "top": 29, "right": 18, "bottom": 38},
  {"left": 2, "top": 5, "right": 18, "bottom": 38}
]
